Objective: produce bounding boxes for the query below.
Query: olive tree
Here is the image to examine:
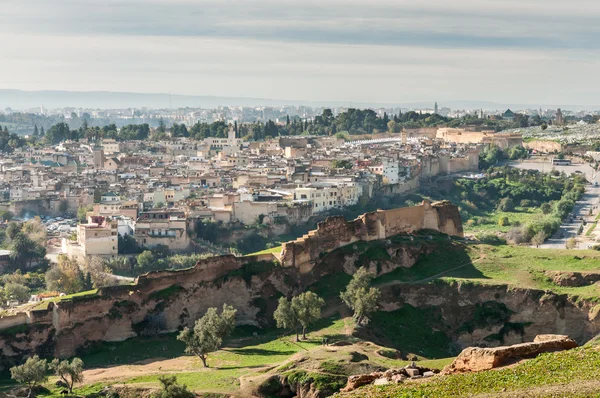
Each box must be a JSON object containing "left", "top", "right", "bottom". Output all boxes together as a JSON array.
[
  {"left": 51, "top": 357, "right": 84, "bottom": 394},
  {"left": 274, "top": 292, "right": 324, "bottom": 341},
  {"left": 292, "top": 292, "right": 324, "bottom": 340},
  {"left": 340, "top": 267, "right": 380, "bottom": 325},
  {"left": 177, "top": 304, "right": 236, "bottom": 367},
  {"left": 10, "top": 355, "right": 48, "bottom": 398}
]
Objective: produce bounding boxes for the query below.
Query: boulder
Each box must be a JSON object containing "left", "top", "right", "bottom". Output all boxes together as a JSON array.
[
  {"left": 405, "top": 368, "right": 420, "bottom": 377},
  {"left": 373, "top": 377, "right": 389, "bottom": 385},
  {"left": 443, "top": 334, "right": 578, "bottom": 374},
  {"left": 341, "top": 372, "right": 381, "bottom": 392}
]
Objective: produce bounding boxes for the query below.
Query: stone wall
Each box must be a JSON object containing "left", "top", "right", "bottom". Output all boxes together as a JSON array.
[{"left": 279, "top": 201, "right": 463, "bottom": 271}]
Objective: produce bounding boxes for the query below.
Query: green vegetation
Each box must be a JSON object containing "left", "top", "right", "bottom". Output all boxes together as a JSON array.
[
  {"left": 178, "top": 304, "right": 237, "bottom": 367},
  {"left": 368, "top": 306, "right": 453, "bottom": 358},
  {"left": 339, "top": 346, "right": 600, "bottom": 398},
  {"left": 274, "top": 292, "right": 325, "bottom": 341},
  {"left": 33, "top": 289, "right": 99, "bottom": 310},
  {"left": 245, "top": 246, "right": 282, "bottom": 256},
  {"left": 340, "top": 267, "right": 381, "bottom": 325}
]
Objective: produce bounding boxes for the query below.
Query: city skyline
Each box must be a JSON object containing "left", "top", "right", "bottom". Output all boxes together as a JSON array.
[{"left": 1, "top": 0, "right": 600, "bottom": 105}]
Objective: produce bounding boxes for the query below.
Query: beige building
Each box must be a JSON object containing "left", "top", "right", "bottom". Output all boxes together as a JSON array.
[
  {"left": 66, "top": 215, "right": 118, "bottom": 259},
  {"left": 102, "top": 139, "right": 121, "bottom": 155},
  {"left": 134, "top": 210, "right": 190, "bottom": 251}
]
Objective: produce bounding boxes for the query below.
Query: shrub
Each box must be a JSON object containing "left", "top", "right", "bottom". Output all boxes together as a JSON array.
[
  {"left": 498, "top": 217, "right": 510, "bottom": 227},
  {"left": 497, "top": 197, "right": 515, "bottom": 212}
]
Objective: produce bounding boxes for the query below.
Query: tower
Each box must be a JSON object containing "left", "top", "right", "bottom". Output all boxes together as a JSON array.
[
  {"left": 434, "top": 102, "right": 438, "bottom": 115},
  {"left": 556, "top": 108, "right": 564, "bottom": 126},
  {"left": 93, "top": 146, "right": 104, "bottom": 169},
  {"left": 228, "top": 124, "right": 236, "bottom": 145}
]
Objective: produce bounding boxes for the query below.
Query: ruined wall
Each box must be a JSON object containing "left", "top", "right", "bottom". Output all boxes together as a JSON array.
[{"left": 280, "top": 201, "right": 463, "bottom": 270}]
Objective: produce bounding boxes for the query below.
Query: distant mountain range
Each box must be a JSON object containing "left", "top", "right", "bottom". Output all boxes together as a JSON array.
[{"left": 0, "top": 89, "right": 597, "bottom": 112}]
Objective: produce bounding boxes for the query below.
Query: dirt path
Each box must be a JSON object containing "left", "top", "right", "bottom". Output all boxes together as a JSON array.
[{"left": 82, "top": 356, "right": 202, "bottom": 384}]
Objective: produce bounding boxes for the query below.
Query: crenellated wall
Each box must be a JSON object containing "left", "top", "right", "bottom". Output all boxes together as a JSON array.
[{"left": 279, "top": 200, "right": 463, "bottom": 271}]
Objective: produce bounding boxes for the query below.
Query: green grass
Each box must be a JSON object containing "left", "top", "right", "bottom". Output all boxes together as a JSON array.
[
  {"left": 586, "top": 222, "right": 597, "bottom": 236},
  {"left": 33, "top": 289, "right": 99, "bottom": 310},
  {"left": 245, "top": 246, "right": 283, "bottom": 256},
  {"left": 366, "top": 306, "right": 453, "bottom": 359},
  {"left": 339, "top": 346, "right": 600, "bottom": 398},
  {"left": 463, "top": 207, "right": 540, "bottom": 235},
  {"left": 370, "top": 241, "right": 600, "bottom": 301}
]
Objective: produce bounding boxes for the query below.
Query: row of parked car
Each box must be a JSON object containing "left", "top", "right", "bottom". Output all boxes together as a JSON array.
[{"left": 41, "top": 215, "right": 78, "bottom": 234}]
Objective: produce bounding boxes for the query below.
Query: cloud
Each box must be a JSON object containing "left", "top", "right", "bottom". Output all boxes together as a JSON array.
[
  {"left": 2, "top": 0, "right": 600, "bottom": 50},
  {"left": 1, "top": 0, "right": 600, "bottom": 105}
]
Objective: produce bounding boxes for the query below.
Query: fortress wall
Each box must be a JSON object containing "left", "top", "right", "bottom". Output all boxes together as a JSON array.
[
  {"left": 379, "top": 206, "right": 426, "bottom": 237},
  {"left": 280, "top": 201, "right": 463, "bottom": 270},
  {"left": 0, "top": 313, "right": 30, "bottom": 330}
]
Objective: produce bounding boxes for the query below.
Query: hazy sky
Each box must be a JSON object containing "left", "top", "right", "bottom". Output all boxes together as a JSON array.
[{"left": 1, "top": 0, "right": 600, "bottom": 105}]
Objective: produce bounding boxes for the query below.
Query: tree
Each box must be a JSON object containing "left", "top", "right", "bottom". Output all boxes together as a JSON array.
[
  {"left": 387, "top": 120, "right": 398, "bottom": 133},
  {"left": 531, "top": 231, "right": 547, "bottom": 248},
  {"left": 5, "top": 282, "right": 30, "bottom": 303},
  {"left": 497, "top": 197, "right": 515, "bottom": 212},
  {"left": 177, "top": 304, "right": 237, "bottom": 367},
  {"left": 152, "top": 375, "right": 195, "bottom": 398},
  {"left": 50, "top": 358, "right": 84, "bottom": 394},
  {"left": 77, "top": 205, "right": 93, "bottom": 223},
  {"left": 84, "top": 256, "right": 116, "bottom": 288},
  {"left": 566, "top": 237, "right": 577, "bottom": 250},
  {"left": 136, "top": 250, "right": 156, "bottom": 271},
  {"left": 291, "top": 292, "right": 324, "bottom": 340},
  {"left": 274, "top": 296, "right": 300, "bottom": 341},
  {"left": 331, "top": 159, "right": 353, "bottom": 169},
  {"left": 340, "top": 267, "right": 381, "bottom": 325},
  {"left": 541, "top": 202, "right": 552, "bottom": 215},
  {"left": 10, "top": 233, "right": 44, "bottom": 270},
  {"left": 10, "top": 355, "right": 48, "bottom": 398},
  {"left": 45, "top": 255, "right": 85, "bottom": 294}
]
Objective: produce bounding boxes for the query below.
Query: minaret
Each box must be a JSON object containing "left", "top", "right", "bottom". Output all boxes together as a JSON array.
[{"left": 434, "top": 102, "right": 438, "bottom": 115}]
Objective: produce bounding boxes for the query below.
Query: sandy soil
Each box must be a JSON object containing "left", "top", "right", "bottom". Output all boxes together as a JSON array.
[{"left": 82, "top": 356, "right": 203, "bottom": 383}]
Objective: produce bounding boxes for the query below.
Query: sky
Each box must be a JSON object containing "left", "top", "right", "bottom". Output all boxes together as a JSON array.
[{"left": 1, "top": 0, "right": 600, "bottom": 106}]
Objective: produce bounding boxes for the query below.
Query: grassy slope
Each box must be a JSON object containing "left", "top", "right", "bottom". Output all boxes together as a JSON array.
[
  {"left": 369, "top": 240, "right": 600, "bottom": 301},
  {"left": 337, "top": 345, "right": 600, "bottom": 398},
  {"left": 21, "top": 317, "right": 450, "bottom": 397}
]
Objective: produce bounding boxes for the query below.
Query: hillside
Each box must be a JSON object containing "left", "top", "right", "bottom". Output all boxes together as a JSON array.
[{"left": 337, "top": 342, "right": 600, "bottom": 398}]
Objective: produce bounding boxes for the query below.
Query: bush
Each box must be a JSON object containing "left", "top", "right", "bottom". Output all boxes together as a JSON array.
[
  {"left": 498, "top": 217, "right": 510, "bottom": 227},
  {"left": 497, "top": 197, "right": 515, "bottom": 212},
  {"left": 476, "top": 233, "right": 507, "bottom": 245},
  {"left": 541, "top": 203, "right": 552, "bottom": 215},
  {"left": 520, "top": 199, "right": 534, "bottom": 207}
]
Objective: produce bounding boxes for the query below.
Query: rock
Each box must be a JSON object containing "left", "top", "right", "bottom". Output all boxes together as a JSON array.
[
  {"left": 443, "top": 334, "right": 578, "bottom": 374},
  {"left": 391, "top": 374, "right": 407, "bottom": 383},
  {"left": 411, "top": 375, "right": 423, "bottom": 379},
  {"left": 406, "top": 368, "right": 420, "bottom": 377},
  {"left": 373, "top": 377, "right": 389, "bottom": 385},
  {"left": 423, "top": 371, "right": 435, "bottom": 378},
  {"left": 341, "top": 373, "right": 380, "bottom": 392}
]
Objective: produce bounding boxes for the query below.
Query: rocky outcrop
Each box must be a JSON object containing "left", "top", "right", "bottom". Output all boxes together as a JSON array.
[
  {"left": 378, "top": 282, "right": 600, "bottom": 349},
  {"left": 443, "top": 334, "right": 578, "bottom": 374},
  {"left": 545, "top": 271, "right": 600, "bottom": 287},
  {"left": 341, "top": 364, "right": 438, "bottom": 392}
]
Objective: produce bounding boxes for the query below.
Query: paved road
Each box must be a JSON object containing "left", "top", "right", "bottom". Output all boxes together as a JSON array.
[{"left": 509, "top": 160, "right": 600, "bottom": 249}]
